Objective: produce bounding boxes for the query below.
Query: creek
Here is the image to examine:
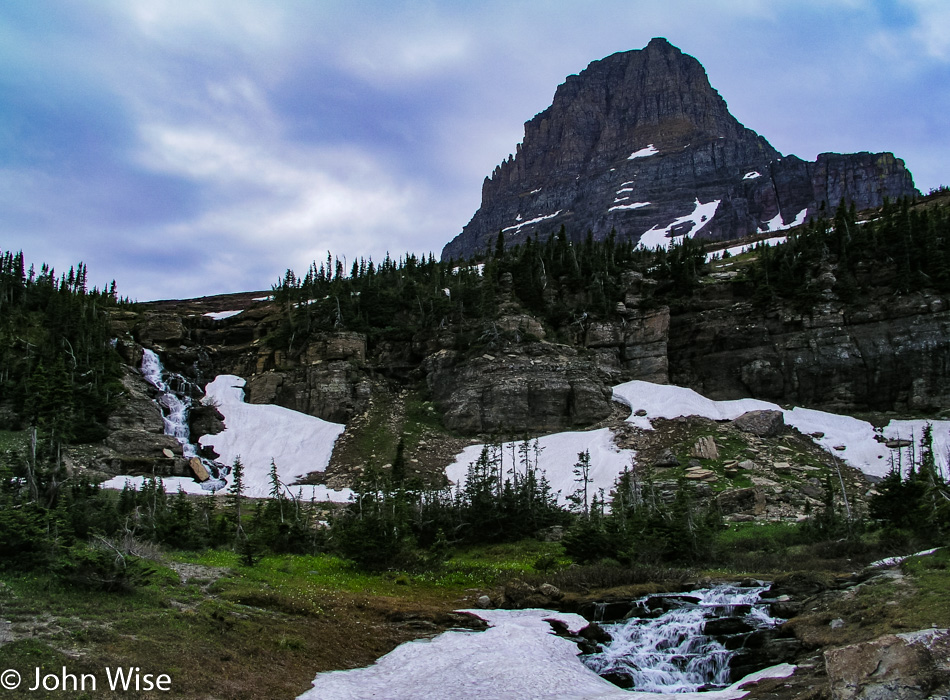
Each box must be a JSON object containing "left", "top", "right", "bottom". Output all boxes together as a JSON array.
[{"left": 582, "top": 583, "right": 783, "bottom": 693}]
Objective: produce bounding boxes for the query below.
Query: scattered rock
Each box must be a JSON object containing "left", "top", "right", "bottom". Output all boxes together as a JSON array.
[
  {"left": 685, "top": 469, "right": 715, "bottom": 480},
  {"left": 539, "top": 583, "right": 562, "bottom": 600},
  {"left": 475, "top": 595, "right": 492, "bottom": 609}
]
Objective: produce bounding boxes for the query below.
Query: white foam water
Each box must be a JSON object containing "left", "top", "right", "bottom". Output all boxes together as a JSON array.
[{"left": 583, "top": 584, "right": 780, "bottom": 693}]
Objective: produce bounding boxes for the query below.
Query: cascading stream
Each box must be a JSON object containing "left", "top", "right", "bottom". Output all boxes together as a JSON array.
[
  {"left": 141, "top": 349, "right": 196, "bottom": 457},
  {"left": 582, "top": 584, "right": 780, "bottom": 693},
  {"left": 141, "top": 349, "right": 227, "bottom": 491}
]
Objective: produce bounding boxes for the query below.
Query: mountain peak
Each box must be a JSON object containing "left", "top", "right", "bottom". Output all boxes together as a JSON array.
[
  {"left": 441, "top": 41, "right": 917, "bottom": 261},
  {"left": 645, "top": 36, "right": 676, "bottom": 51}
]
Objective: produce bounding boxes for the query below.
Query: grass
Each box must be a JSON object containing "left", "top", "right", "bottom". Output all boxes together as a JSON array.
[
  {"left": 0, "top": 429, "right": 26, "bottom": 452},
  {"left": 783, "top": 547, "right": 950, "bottom": 649},
  {"left": 0, "top": 539, "right": 572, "bottom": 699}
]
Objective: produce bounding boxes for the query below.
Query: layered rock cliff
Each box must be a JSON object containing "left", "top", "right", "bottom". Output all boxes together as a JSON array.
[{"left": 441, "top": 38, "right": 917, "bottom": 261}]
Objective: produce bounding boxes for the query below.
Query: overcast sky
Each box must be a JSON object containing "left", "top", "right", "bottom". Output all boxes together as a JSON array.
[{"left": 2, "top": 1, "right": 948, "bottom": 301}]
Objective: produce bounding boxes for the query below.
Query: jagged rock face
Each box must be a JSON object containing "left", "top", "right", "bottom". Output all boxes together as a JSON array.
[
  {"left": 668, "top": 291, "right": 950, "bottom": 413},
  {"left": 442, "top": 38, "right": 917, "bottom": 260}
]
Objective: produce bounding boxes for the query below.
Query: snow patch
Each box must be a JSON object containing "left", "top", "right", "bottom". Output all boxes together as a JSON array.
[
  {"left": 299, "top": 607, "right": 795, "bottom": 700},
  {"left": 252, "top": 296, "right": 272, "bottom": 302},
  {"left": 628, "top": 144, "right": 659, "bottom": 160},
  {"left": 445, "top": 428, "right": 634, "bottom": 506},
  {"left": 100, "top": 475, "right": 215, "bottom": 495},
  {"left": 759, "top": 208, "right": 808, "bottom": 233},
  {"left": 705, "top": 235, "right": 787, "bottom": 262},
  {"left": 198, "top": 375, "right": 351, "bottom": 501},
  {"left": 743, "top": 171, "right": 762, "bottom": 180},
  {"left": 638, "top": 199, "right": 721, "bottom": 250},
  {"left": 613, "top": 380, "right": 950, "bottom": 479},
  {"left": 871, "top": 547, "right": 942, "bottom": 568},
  {"left": 204, "top": 310, "right": 243, "bottom": 320},
  {"left": 609, "top": 201, "right": 651, "bottom": 213},
  {"left": 503, "top": 210, "right": 562, "bottom": 233}
]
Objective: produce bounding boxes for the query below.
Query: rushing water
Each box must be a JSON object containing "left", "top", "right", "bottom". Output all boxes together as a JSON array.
[
  {"left": 141, "top": 349, "right": 227, "bottom": 491},
  {"left": 582, "top": 584, "right": 780, "bottom": 693}
]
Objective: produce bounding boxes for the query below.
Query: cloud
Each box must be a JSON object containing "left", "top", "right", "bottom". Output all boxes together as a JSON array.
[
  {"left": 1, "top": 0, "right": 947, "bottom": 300},
  {"left": 903, "top": 0, "right": 950, "bottom": 61}
]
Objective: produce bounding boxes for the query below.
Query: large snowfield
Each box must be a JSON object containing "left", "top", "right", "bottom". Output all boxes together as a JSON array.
[{"left": 298, "top": 608, "right": 795, "bottom": 700}]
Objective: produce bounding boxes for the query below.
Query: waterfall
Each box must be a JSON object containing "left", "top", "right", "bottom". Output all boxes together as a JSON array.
[
  {"left": 141, "top": 349, "right": 227, "bottom": 491},
  {"left": 582, "top": 584, "right": 780, "bottom": 693}
]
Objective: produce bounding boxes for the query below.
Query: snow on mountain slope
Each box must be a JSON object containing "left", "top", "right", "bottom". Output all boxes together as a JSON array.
[
  {"left": 613, "top": 380, "right": 950, "bottom": 479},
  {"left": 299, "top": 607, "right": 795, "bottom": 700},
  {"left": 199, "top": 375, "right": 352, "bottom": 500},
  {"left": 444, "top": 428, "right": 634, "bottom": 506}
]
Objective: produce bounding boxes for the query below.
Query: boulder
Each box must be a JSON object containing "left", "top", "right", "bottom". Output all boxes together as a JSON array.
[
  {"left": 690, "top": 436, "right": 719, "bottom": 460},
  {"left": 189, "top": 457, "right": 211, "bottom": 482},
  {"left": 825, "top": 628, "right": 950, "bottom": 700},
  {"left": 734, "top": 410, "right": 786, "bottom": 437},
  {"left": 579, "top": 623, "right": 612, "bottom": 645}
]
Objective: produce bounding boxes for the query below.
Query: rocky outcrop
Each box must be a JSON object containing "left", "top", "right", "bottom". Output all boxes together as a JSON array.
[
  {"left": 442, "top": 38, "right": 916, "bottom": 261},
  {"left": 825, "top": 628, "right": 950, "bottom": 700},
  {"left": 424, "top": 345, "right": 614, "bottom": 434},
  {"left": 668, "top": 291, "right": 950, "bottom": 413}
]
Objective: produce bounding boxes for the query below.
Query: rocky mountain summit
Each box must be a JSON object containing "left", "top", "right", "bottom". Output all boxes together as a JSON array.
[{"left": 442, "top": 38, "right": 917, "bottom": 260}]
